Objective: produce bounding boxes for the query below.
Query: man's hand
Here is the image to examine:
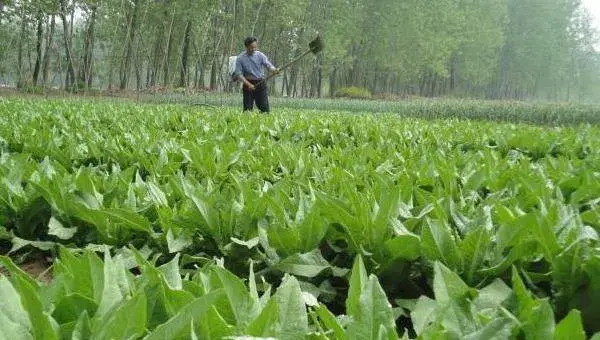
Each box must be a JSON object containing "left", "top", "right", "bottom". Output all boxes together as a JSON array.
[
  {"left": 246, "top": 83, "right": 255, "bottom": 91},
  {"left": 271, "top": 67, "right": 280, "bottom": 75}
]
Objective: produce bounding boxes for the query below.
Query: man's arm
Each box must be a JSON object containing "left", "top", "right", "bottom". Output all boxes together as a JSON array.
[
  {"left": 234, "top": 56, "right": 255, "bottom": 90},
  {"left": 261, "top": 52, "right": 279, "bottom": 74}
]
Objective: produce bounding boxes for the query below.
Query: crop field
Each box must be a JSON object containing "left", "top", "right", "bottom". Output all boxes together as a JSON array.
[{"left": 0, "top": 98, "right": 599, "bottom": 339}]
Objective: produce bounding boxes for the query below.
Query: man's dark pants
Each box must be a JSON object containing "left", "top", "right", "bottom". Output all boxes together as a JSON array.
[{"left": 243, "top": 79, "right": 270, "bottom": 113}]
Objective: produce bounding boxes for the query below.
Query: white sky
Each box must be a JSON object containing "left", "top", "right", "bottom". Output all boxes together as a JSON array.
[
  {"left": 582, "top": 0, "right": 600, "bottom": 50},
  {"left": 583, "top": 0, "right": 600, "bottom": 30}
]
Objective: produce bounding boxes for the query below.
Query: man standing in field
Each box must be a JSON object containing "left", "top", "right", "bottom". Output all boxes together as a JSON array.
[{"left": 233, "top": 36, "right": 279, "bottom": 113}]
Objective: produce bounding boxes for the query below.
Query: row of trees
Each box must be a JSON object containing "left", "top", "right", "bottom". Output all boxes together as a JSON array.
[{"left": 1, "top": 0, "right": 599, "bottom": 102}]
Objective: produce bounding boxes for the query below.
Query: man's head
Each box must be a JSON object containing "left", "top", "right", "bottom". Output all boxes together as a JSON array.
[{"left": 244, "top": 36, "right": 258, "bottom": 55}]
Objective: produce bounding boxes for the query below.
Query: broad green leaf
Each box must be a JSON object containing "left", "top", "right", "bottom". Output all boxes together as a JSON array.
[
  {"left": 53, "top": 248, "right": 104, "bottom": 304},
  {"left": 95, "top": 249, "right": 132, "bottom": 319},
  {"left": 183, "top": 189, "right": 221, "bottom": 239},
  {"left": 274, "top": 249, "right": 332, "bottom": 278},
  {"left": 9, "top": 236, "right": 55, "bottom": 254},
  {"left": 460, "top": 227, "right": 492, "bottom": 284},
  {"left": 144, "top": 289, "right": 225, "bottom": 340},
  {"left": 100, "top": 208, "right": 153, "bottom": 233},
  {"left": 197, "top": 306, "right": 235, "bottom": 340},
  {"left": 346, "top": 255, "right": 368, "bottom": 319},
  {"left": 157, "top": 254, "right": 182, "bottom": 290},
  {"left": 346, "top": 275, "right": 397, "bottom": 340},
  {"left": 231, "top": 236, "right": 260, "bottom": 249},
  {"left": 93, "top": 292, "right": 147, "bottom": 340},
  {"left": 272, "top": 275, "right": 309, "bottom": 340},
  {"left": 473, "top": 279, "right": 512, "bottom": 311},
  {"left": 554, "top": 310, "right": 585, "bottom": 340},
  {"left": 246, "top": 297, "right": 280, "bottom": 337},
  {"left": 0, "top": 255, "right": 39, "bottom": 288},
  {"left": 0, "top": 275, "right": 34, "bottom": 340},
  {"left": 52, "top": 294, "right": 97, "bottom": 325},
  {"left": 433, "top": 262, "right": 474, "bottom": 304},
  {"left": 71, "top": 311, "right": 91, "bottom": 340},
  {"left": 314, "top": 304, "right": 347, "bottom": 340},
  {"left": 166, "top": 228, "right": 193, "bottom": 253},
  {"left": 383, "top": 233, "right": 421, "bottom": 262},
  {"left": 463, "top": 317, "right": 515, "bottom": 340},
  {"left": 11, "top": 276, "right": 58, "bottom": 340},
  {"left": 411, "top": 296, "right": 437, "bottom": 336},
  {"left": 147, "top": 182, "right": 169, "bottom": 207},
  {"left": 421, "top": 219, "right": 461, "bottom": 270},
  {"left": 432, "top": 263, "right": 478, "bottom": 337},
  {"left": 512, "top": 267, "right": 555, "bottom": 339},
  {"left": 48, "top": 217, "right": 77, "bottom": 240},
  {"left": 210, "top": 266, "right": 260, "bottom": 327}
]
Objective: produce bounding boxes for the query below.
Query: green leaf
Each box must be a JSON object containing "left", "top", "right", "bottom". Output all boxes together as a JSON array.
[
  {"left": 183, "top": 188, "right": 221, "bottom": 239},
  {"left": 53, "top": 248, "right": 104, "bottom": 304},
  {"left": 433, "top": 261, "right": 473, "bottom": 304},
  {"left": 274, "top": 249, "right": 332, "bottom": 278},
  {"left": 246, "top": 297, "right": 280, "bottom": 337},
  {"left": 346, "top": 255, "right": 369, "bottom": 319},
  {"left": 92, "top": 292, "right": 147, "bottom": 340},
  {"left": 52, "top": 294, "right": 97, "bottom": 325},
  {"left": 272, "top": 275, "right": 309, "bottom": 340},
  {"left": 100, "top": 208, "right": 153, "bottom": 233},
  {"left": 411, "top": 296, "right": 437, "bottom": 336},
  {"left": 144, "top": 289, "right": 225, "bottom": 340},
  {"left": 473, "top": 279, "right": 512, "bottom": 311},
  {"left": 554, "top": 310, "right": 585, "bottom": 340},
  {"left": 71, "top": 311, "right": 91, "bottom": 340},
  {"left": 197, "top": 306, "right": 235, "bottom": 340},
  {"left": 421, "top": 219, "right": 461, "bottom": 270},
  {"left": 210, "top": 266, "right": 260, "bottom": 327},
  {"left": 460, "top": 227, "right": 492, "bottom": 284},
  {"left": 512, "top": 267, "right": 555, "bottom": 339},
  {"left": 383, "top": 233, "right": 421, "bottom": 262},
  {"left": 11, "top": 275, "right": 58, "bottom": 340},
  {"left": 147, "top": 182, "right": 169, "bottom": 207},
  {"left": 157, "top": 254, "right": 182, "bottom": 291},
  {"left": 346, "top": 275, "right": 397, "bottom": 340},
  {"left": 95, "top": 249, "right": 132, "bottom": 319},
  {"left": 463, "top": 317, "right": 515, "bottom": 340},
  {"left": 314, "top": 304, "right": 347, "bottom": 340},
  {"left": 9, "top": 236, "right": 55, "bottom": 254},
  {"left": 48, "top": 217, "right": 77, "bottom": 240},
  {"left": 166, "top": 228, "right": 193, "bottom": 253},
  {"left": 231, "top": 236, "right": 260, "bottom": 249},
  {"left": 0, "top": 255, "right": 39, "bottom": 288},
  {"left": 0, "top": 275, "right": 34, "bottom": 340}
]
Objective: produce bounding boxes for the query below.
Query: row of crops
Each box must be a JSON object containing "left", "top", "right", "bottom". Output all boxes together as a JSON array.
[
  {"left": 148, "top": 92, "right": 600, "bottom": 126},
  {"left": 0, "top": 98, "right": 599, "bottom": 339}
]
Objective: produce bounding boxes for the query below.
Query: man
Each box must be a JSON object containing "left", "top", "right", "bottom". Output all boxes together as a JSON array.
[{"left": 233, "top": 37, "right": 279, "bottom": 113}]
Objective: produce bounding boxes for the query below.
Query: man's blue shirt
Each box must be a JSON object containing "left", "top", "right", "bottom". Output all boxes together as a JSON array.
[{"left": 234, "top": 51, "right": 274, "bottom": 80}]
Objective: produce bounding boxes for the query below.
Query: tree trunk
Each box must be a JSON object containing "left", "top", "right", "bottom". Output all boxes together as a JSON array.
[
  {"left": 149, "top": 26, "right": 164, "bottom": 87},
  {"left": 16, "top": 5, "right": 27, "bottom": 88},
  {"left": 79, "top": 5, "right": 97, "bottom": 89},
  {"left": 59, "top": 0, "right": 76, "bottom": 90},
  {"left": 210, "top": 60, "right": 218, "bottom": 90},
  {"left": 42, "top": 15, "right": 56, "bottom": 85},
  {"left": 120, "top": 0, "right": 140, "bottom": 90},
  {"left": 179, "top": 20, "right": 192, "bottom": 87},
  {"left": 329, "top": 66, "right": 337, "bottom": 97},
  {"left": 32, "top": 12, "right": 44, "bottom": 86},
  {"left": 162, "top": 9, "right": 175, "bottom": 87}
]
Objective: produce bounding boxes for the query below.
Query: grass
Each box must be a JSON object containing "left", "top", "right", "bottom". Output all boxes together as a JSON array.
[{"left": 2, "top": 87, "right": 600, "bottom": 126}]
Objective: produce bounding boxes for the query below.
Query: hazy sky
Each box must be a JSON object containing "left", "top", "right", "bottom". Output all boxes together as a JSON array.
[
  {"left": 583, "top": 0, "right": 600, "bottom": 29},
  {"left": 582, "top": 0, "right": 600, "bottom": 50}
]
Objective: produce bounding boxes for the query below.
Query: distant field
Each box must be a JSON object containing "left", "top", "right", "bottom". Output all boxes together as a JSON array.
[
  {"left": 2, "top": 88, "right": 599, "bottom": 125},
  {"left": 0, "top": 97, "right": 599, "bottom": 338}
]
